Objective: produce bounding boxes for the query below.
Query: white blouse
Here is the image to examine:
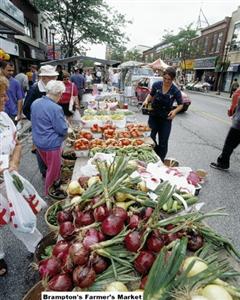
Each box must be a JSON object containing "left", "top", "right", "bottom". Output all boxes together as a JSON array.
[{"left": 0, "top": 112, "right": 16, "bottom": 156}]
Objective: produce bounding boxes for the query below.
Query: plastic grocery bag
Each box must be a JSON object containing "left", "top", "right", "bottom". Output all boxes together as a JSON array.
[
  {"left": 72, "top": 110, "right": 81, "bottom": 124},
  {"left": 0, "top": 183, "right": 10, "bottom": 226},
  {"left": 3, "top": 170, "right": 46, "bottom": 233}
]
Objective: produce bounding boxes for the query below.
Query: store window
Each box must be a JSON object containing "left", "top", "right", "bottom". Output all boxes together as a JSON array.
[
  {"left": 203, "top": 36, "right": 208, "bottom": 55},
  {"left": 215, "top": 32, "right": 223, "bottom": 53},
  {"left": 24, "top": 18, "right": 36, "bottom": 39},
  {"left": 231, "top": 22, "right": 240, "bottom": 51},
  {"left": 210, "top": 33, "right": 218, "bottom": 53}
]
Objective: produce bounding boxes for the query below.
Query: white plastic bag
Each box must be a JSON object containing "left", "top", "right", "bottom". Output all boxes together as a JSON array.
[
  {"left": 72, "top": 110, "right": 81, "bottom": 124},
  {"left": 3, "top": 170, "right": 46, "bottom": 233}
]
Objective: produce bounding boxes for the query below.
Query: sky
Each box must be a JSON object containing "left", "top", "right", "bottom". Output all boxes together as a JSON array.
[{"left": 86, "top": 0, "right": 240, "bottom": 59}]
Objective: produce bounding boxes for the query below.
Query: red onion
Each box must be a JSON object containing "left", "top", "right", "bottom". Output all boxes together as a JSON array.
[
  {"left": 83, "top": 229, "right": 100, "bottom": 249},
  {"left": 144, "top": 207, "right": 153, "bottom": 220},
  {"left": 73, "top": 265, "right": 96, "bottom": 288},
  {"left": 146, "top": 235, "right": 164, "bottom": 252},
  {"left": 112, "top": 207, "right": 128, "bottom": 222},
  {"left": 128, "top": 214, "right": 140, "bottom": 229},
  {"left": 57, "top": 210, "right": 73, "bottom": 224},
  {"left": 69, "top": 242, "right": 89, "bottom": 266},
  {"left": 39, "top": 257, "right": 61, "bottom": 279},
  {"left": 52, "top": 240, "right": 70, "bottom": 261},
  {"left": 92, "top": 255, "right": 108, "bottom": 273},
  {"left": 74, "top": 211, "right": 94, "bottom": 227},
  {"left": 101, "top": 215, "right": 124, "bottom": 236},
  {"left": 164, "top": 233, "right": 178, "bottom": 245},
  {"left": 134, "top": 251, "right": 155, "bottom": 274},
  {"left": 47, "top": 273, "right": 73, "bottom": 291},
  {"left": 187, "top": 234, "right": 204, "bottom": 251},
  {"left": 59, "top": 221, "right": 75, "bottom": 240},
  {"left": 97, "top": 230, "right": 106, "bottom": 242},
  {"left": 62, "top": 256, "right": 74, "bottom": 274},
  {"left": 93, "top": 205, "right": 109, "bottom": 222},
  {"left": 140, "top": 275, "right": 148, "bottom": 289},
  {"left": 124, "top": 231, "right": 141, "bottom": 252}
]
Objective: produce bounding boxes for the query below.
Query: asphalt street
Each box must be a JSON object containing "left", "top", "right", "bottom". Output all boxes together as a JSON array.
[{"left": 1, "top": 91, "right": 240, "bottom": 299}]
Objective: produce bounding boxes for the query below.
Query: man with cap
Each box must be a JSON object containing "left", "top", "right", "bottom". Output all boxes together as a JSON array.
[{"left": 23, "top": 65, "right": 59, "bottom": 178}]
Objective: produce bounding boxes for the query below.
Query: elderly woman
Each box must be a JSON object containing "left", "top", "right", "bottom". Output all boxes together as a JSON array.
[
  {"left": 31, "top": 80, "right": 68, "bottom": 195},
  {"left": 143, "top": 67, "right": 183, "bottom": 162}
]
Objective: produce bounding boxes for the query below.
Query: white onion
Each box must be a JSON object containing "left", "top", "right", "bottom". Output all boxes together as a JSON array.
[
  {"left": 105, "top": 281, "right": 128, "bottom": 292},
  {"left": 182, "top": 256, "right": 208, "bottom": 277},
  {"left": 87, "top": 176, "right": 100, "bottom": 187},
  {"left": 202, "top": 284, "right": 233, "bottom": 300},
  {"left": 68, "top": 181, "right": 84, "bottom": 195}
]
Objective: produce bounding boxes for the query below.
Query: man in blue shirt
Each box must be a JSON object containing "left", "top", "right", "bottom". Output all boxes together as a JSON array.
[
  {"left": 70, "top": 68, "right": 85, "bottom": 107},
  {"left": 0, "top": 61, "right": 24, "bottom": 123}
]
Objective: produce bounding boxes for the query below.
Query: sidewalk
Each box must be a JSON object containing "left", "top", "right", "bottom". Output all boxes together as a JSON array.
[{"left": 186, "top": 89, "right": 231, "bottom": 101}]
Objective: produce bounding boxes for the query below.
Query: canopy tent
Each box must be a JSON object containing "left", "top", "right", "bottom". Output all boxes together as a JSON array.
[
  {"left": 118, "top": 61, "right": 144, "bottom": 68},
  {"left": 148, "top": 58, "right": 170, "bottom": 71},
  {"left": 40, "top": 55, "right": 120, "bottom": 66}
]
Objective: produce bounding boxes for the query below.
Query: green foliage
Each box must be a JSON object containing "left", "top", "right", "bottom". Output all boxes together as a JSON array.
[
  {"left": 161, "top": 24, "right": 198, "bottom": 62},
  {"left": 124, "top": 50, "right": 142, "bottom": 62},
  {"left": 33, "top": 0, "right": 130, "bottom": 57},
  {"left": 110, "top": 45, "right": 127, "bottom": 62}
]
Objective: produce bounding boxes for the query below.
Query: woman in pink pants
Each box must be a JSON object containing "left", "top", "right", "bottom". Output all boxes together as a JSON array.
[{"left": 31, "top": 80, "right": 68, "bottom": 195}]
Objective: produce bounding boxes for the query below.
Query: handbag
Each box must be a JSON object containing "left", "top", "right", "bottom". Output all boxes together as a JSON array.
[{"left": 68, "top": 83, "right": 75, "bottom": 112}]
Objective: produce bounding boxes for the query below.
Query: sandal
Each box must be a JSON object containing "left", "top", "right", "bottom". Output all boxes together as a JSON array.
[{"left": 0, "top": 259, "right": 8, "bottom": 276}]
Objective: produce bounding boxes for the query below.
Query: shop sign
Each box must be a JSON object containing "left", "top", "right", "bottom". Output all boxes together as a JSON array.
[
  {"left": 47, "top": 44, "right": 61, "bottom": 60},
  {"left": 194, "top": 57, "right": 217, "bottom": 70},
  {"left": 0, "top": 37, "right": 19, "bottom": 56},
  {"left": 0, "top": 0, "right": 24, "bottom": 25},
  {"left": 180, "top": 59, "right": 195, "bottom": 70}
]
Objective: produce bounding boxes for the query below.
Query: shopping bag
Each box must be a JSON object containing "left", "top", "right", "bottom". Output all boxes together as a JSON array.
[
  {"left": 72, "top": 109, "right": 81, "bottom": 123},
  {"left": 0, "top": 184, "right": 10, "bottom": 226},
  {"left": 3, "top": 170, "right": 44, "bottom": 233},
  {"left": 68, "top": 83, "right": 75, "bottom": 113},
  {"left": 14, "top": 171, "right": 47, "bottom": 214}
]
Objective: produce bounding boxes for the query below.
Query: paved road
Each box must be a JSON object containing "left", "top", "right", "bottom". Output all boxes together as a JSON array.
[{"left": 1, "top": 92, "right": 239, "bottom": 299}]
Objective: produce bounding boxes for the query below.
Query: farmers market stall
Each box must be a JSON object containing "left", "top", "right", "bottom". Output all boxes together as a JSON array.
[{"left": 23, "top": 103, "right": 240, "bottom": 300}]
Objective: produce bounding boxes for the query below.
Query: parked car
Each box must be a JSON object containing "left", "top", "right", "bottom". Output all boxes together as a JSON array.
[{"left": 135, "top": 76, "right": 191, "bottom": 112}]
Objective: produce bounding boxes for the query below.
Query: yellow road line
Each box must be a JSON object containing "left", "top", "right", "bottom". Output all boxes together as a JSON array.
[{"left": 190, "top": 107, "right": 232, "bottom": 125}]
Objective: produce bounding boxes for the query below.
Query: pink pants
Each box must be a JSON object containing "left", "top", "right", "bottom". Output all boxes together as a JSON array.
[{"left": 37, "top": 148, "right": 62, "bottom": 196}]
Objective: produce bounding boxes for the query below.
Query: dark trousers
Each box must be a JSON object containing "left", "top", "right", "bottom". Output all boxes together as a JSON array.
[
  {"left": 36, "top": 150, "right": 47, "bottom": 177},
  {"left": 149, "top": 116, "right": 172, "bottom": 162},
  {"left": 217, "top": 127, "right": 240, "bottom": 168}
]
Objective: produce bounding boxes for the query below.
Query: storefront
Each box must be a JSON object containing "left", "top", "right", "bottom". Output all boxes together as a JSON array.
[
  {"left": 180, "top": 59, "right": 195, "bottom": 82},
  {"left": 194, "top": 57, "right": 217, "bottom": 89},
  {"left": 223, "top": 63, "right": 240, "bottom": 92}
]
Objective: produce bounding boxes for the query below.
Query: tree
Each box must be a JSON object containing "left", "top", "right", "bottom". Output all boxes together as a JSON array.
[
  {"left": 34, "top": 0, "right": 130, "bottom": 58},
  {"left": 161, "top": 24, "right": 198, "bottom": 73},
  {"left": 124, "top": 50, "right": 142, "bottom": 62},
  {"left": 110, "top": 45, "right": 127, "bottom": 62}
]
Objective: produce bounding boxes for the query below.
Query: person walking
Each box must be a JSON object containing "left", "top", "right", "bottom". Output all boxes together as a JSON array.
[
  {"left": 70, "top": 68, "right": 85, "bottom": 107},
  {"left": 143, "top": 67, "right": 183, "bottom": 162},
  {"left": 0, "top": 61, "right": 24, "bottom": 124},
  {"left": 230, "top": 78, "right": 239, "bottom": 98},
  {"left": 31, "top": 80, "right": 68, "bottom": 195},
  {"left": 210, "top": 97, "right": 240, "bottom": 170}
]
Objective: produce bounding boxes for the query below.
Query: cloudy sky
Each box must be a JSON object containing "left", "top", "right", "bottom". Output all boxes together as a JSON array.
[{"left": 87, "top": 0, "right": 240, "bottom": 58}]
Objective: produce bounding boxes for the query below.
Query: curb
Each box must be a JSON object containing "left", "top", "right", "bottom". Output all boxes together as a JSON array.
[{"left": 186, "top": 90, "right": 231, "bottom": 102}]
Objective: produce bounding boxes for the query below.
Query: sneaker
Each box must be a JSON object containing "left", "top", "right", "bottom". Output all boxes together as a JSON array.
[{"left": 210, "top": 162, "right": 229, "bottom": 171}]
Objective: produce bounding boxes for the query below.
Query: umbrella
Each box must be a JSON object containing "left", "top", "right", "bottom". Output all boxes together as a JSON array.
[
  {"left": 118, "top": 61, "right": 144, "bottom": 68},
  {"left": 148, "top": 58, "right": 170, "bottom": 71}
]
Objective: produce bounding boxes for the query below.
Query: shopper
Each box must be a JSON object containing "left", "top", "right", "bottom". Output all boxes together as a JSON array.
[
  {"left": 70, "top": 68, "right": 85, "bottom": 106},
  {"left": 230, "top": 78, "right": 239, "bottom": 98},
  {"left": 143, "top": 67, "right": 183, "bottom": 162},
  {"left": 15, "top": 66, "right": 29, "bottom": 93},
  {"left": 0, "top": 76, "right": 42, "bottom": 275},
  {"left": 0, "top": 61, "right": 24, "bottom": 124},
  {"left": 31, "top": 80, "right": 68, "bottom": 195},
  {"left": 210, "top": 98, "right": 240, "bottom": 170},
  {"left": 58, "top": 70, "right": 79, "bottom": 122}
]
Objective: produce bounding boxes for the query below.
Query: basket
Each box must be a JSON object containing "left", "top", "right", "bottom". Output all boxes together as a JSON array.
[
  {"left": 34, "top": 231, "right": 57, "bottom": 263},
  {"left": 44, "top": 200, "right": 64, "bottom": 231},
  {"left": 22, "top": 281, "right": 44, "bottom": 300}
]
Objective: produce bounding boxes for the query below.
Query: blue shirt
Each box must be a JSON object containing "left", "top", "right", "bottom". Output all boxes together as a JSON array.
[
  {"left": 70, "top": 73, "right": 85, "bottom": 91},
  {"left": 31, "top": 96, "right": 68, "bottom": 151},
  {"left": 4, "top": 77, "right": 24, "bottom": 116},
  {"left": 150, "top": 81, "right": 182, "bottom": 118}
]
